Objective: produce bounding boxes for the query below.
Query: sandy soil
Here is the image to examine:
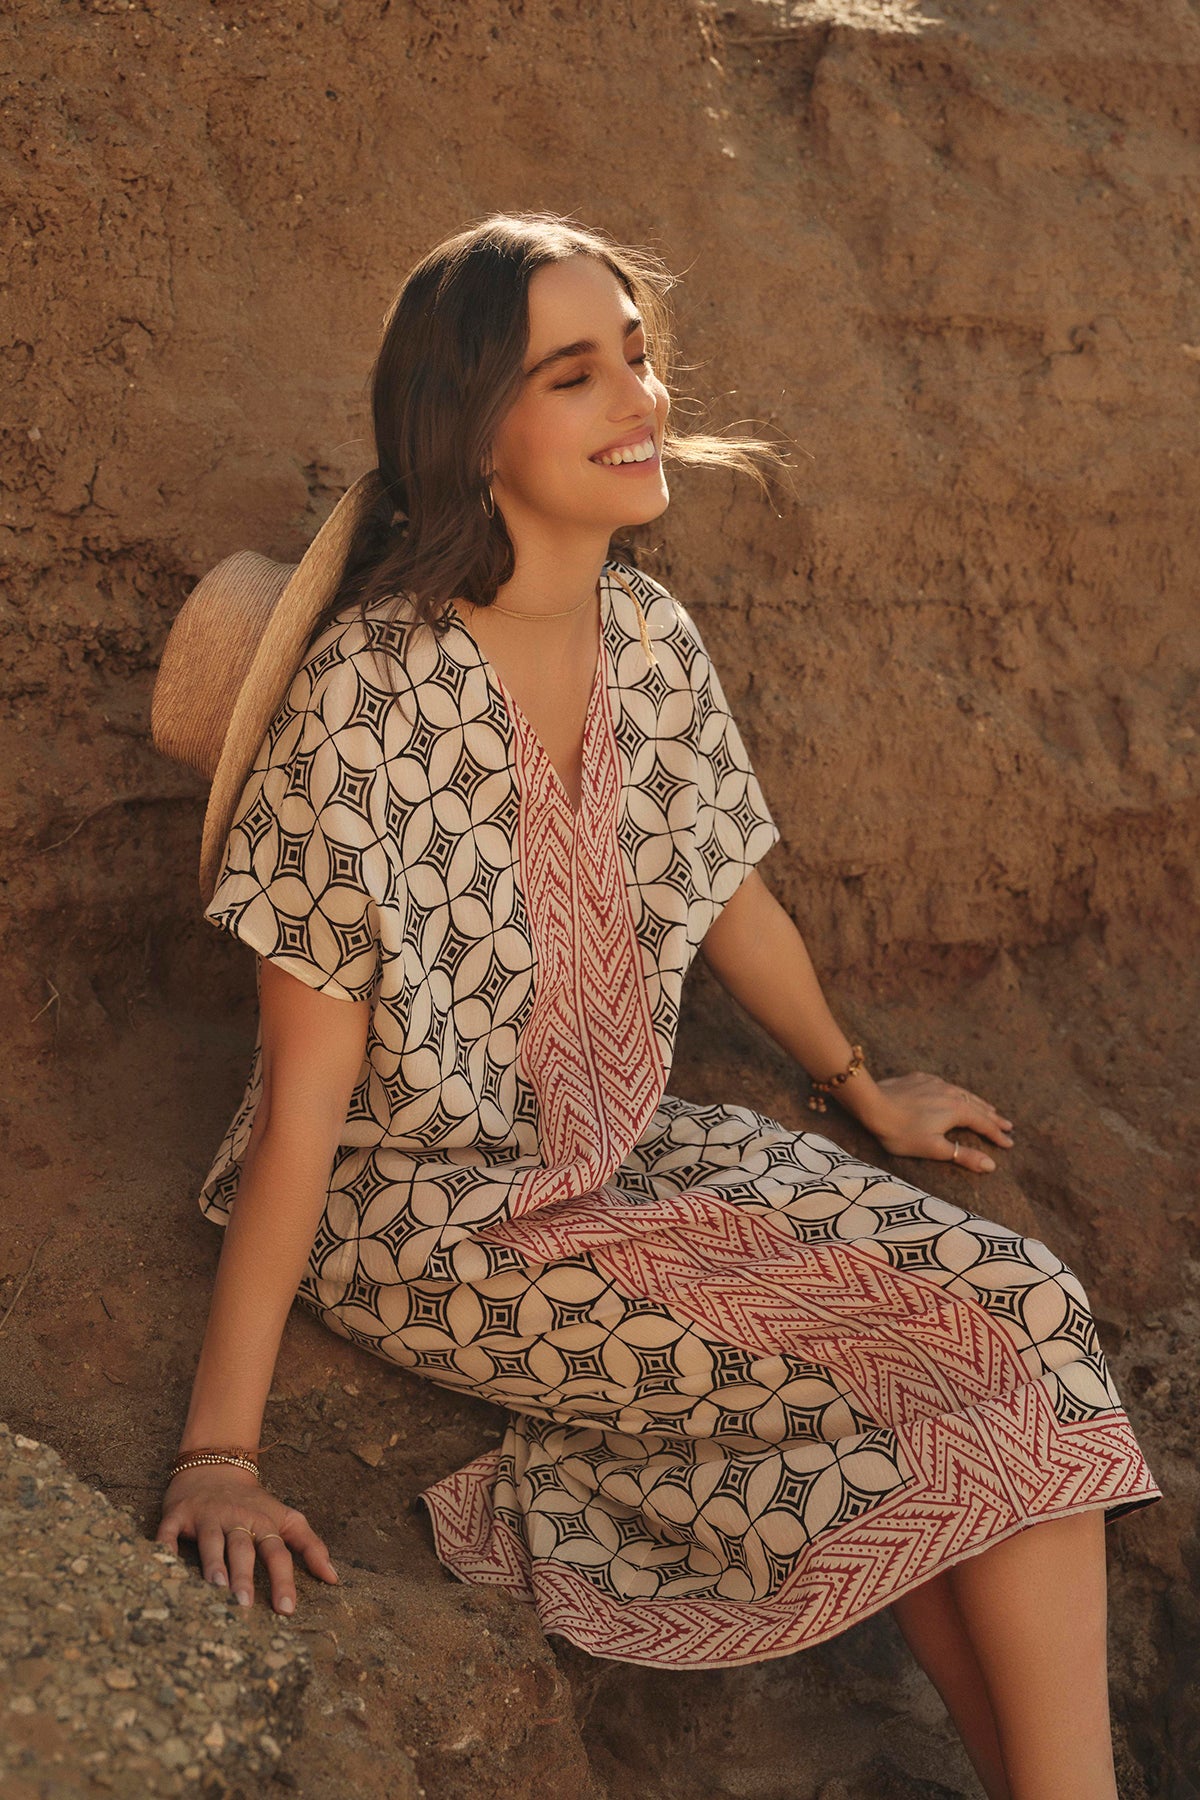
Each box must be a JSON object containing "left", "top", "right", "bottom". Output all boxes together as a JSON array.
[{"left": 3, "top": 0, "right": 1199, "bottom": 1793}]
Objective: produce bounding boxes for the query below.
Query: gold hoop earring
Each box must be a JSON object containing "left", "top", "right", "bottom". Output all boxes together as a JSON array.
[{"left": 480, "top": 482, "right": 495, "bottom": 519}]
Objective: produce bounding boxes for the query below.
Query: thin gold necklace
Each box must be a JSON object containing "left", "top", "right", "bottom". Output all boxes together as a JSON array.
[
  {"left": 487, "top": 581, "right": 598, "bottom": 620},
  {"left": 462, "top": 568, "right": 658, "bottom": 667}
]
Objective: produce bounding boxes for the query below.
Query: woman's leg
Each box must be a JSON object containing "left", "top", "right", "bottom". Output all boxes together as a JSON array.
[
  {"left": 947, "top": 1510, "right": 1116, "bottom": 1800},
  {"left": 892, "top": 1573, "right": 1011, "bottom": 1800}
]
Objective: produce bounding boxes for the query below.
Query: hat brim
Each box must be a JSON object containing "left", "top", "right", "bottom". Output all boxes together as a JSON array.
[{"left": 198, "top": 467, "right": 384, "bottom": 905}]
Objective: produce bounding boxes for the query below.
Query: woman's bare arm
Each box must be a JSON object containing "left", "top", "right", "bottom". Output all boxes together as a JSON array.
[
  {"left": 157, "top": 957, "right": 370, "bottom": 1611},
  {"left": 699, "top": 870, "right": 1013, "bottom": 1172},
  {"left": 178, "top": 957, "right": 370, "bottom": 1450}
]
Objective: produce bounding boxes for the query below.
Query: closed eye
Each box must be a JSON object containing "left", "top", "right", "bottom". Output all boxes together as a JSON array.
[{"left": 553, "top": 353, "right": 650, "bottom": 392}]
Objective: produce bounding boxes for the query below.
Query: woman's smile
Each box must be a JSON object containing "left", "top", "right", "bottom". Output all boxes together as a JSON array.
[{"left": 590, "top": 431, "right": 660, "bottom": 469}]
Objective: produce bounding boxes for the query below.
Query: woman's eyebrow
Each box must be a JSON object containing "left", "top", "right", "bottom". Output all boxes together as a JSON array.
[{"left": 524, "top": 313, "right": 644, "bottom": 380}]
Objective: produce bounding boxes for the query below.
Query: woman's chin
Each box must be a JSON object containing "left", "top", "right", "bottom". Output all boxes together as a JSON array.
[{"left": 615, "top": 484, "right": 670, "bottom": 529}]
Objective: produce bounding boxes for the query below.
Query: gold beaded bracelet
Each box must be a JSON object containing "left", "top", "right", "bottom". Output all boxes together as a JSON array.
[
  {"left": 168, "top": 1448, "right": 260, "bottom": 1480},
  {"left": 807, "top": 1044, "right": 866, "bottom": 1113}
]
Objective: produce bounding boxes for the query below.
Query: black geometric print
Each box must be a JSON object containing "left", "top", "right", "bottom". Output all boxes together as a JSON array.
[{"left": 193, "top": 558, "right": 1156, "bottom": 1671}]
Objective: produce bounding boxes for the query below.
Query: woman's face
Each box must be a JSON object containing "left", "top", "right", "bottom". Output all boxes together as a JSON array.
[{"left": 488, "top": 254, "right": 671, "bottom": 544}]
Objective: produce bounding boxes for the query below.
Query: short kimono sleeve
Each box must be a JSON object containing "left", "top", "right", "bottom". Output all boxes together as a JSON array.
[
  {"left": 203, "top": 652, "right": 395, "bottom": 1003},
  {"left": 685, "top": 614, "right": 782, "bottom": 915}
]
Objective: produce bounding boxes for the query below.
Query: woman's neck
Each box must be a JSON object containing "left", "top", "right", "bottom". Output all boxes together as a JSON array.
[{"left": 490, "top": 526, "right": 611, "bottom": 619}]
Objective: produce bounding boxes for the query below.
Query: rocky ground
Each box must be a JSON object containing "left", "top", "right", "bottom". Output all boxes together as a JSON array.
[
  {"left": 3, "top": 0, "right": 1198, "bottom": 1794},
  {"left": 0, "top": 1426, "right": 311, "bottom": 1799}
]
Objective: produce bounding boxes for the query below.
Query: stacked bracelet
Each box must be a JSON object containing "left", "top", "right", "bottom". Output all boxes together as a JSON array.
[
  {"left": 807, "top": 1044, "right": 866, "bottom": 1113},
  {"left": 168, "top": 1447, "right": 260, "bottom": 1480}
]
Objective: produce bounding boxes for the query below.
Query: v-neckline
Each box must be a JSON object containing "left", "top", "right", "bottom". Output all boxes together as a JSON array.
[{"left": 441, "top": 569, "right": 612, "bottom": 825}]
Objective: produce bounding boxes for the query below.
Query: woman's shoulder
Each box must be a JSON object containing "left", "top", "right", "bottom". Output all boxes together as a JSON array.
[
  {"left": 291, "top": 593, "right": 435, "bottom": 710},
  {"left": 604, "top": 558, "right": 716, "bottom": 680}
]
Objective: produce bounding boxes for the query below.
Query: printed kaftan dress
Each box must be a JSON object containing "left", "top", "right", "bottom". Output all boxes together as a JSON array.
[{"left": 198, "top": 560, "right": 1159, "bottom": 1670}]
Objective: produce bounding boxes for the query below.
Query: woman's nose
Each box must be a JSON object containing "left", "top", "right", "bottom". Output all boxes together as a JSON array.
[{"left": 613, "top": 361, "right": 657, "bottom": 417}]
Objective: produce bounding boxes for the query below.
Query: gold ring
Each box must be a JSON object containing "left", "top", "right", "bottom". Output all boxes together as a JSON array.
[
  {"left": 227, "top": 1524, "right": 256, "bottom": 1541},
  {"left": 951, "top": 1142, "right": 960, "bottom": 1162},
  {"left": 257, "top": 1532, "right": 285, "bottom": 1546}
]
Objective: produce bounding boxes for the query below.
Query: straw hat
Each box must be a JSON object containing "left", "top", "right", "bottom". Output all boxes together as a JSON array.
[{"left": 151, "top": 468, "right": 385, "bottom": 904}]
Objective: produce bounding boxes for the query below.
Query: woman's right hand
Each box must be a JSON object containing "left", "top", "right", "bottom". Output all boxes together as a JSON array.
[{"left": 155, "top": 1465, "right": 339, "bottom": 1615}]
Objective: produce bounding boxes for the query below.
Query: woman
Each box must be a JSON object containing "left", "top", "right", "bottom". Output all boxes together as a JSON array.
[{"left": 154, "top": 214, "right": 1159, "bottom": 1800}]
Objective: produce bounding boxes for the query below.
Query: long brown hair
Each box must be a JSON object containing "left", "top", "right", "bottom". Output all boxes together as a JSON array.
[{"left": 315, "top": 211, "right": 784, "bottom": 647}]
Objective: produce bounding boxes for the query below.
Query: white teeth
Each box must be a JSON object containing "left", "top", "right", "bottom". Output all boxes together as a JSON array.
[{"left": 593, "top": 436, "right": 656, "bottom": 467}]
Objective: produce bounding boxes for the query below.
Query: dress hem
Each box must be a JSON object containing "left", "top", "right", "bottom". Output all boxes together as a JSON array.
[{"left": 415, "top": 1471, "right": 1161, "bottom": 1672}]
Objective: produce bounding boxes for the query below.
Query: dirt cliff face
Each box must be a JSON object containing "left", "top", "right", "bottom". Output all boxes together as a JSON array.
[{"left": 3, "top": 1, "right": 1198, "bottom": 1796}]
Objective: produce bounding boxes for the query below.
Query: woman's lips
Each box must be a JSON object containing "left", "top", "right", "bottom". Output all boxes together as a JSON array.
[{"left": 590, "top": 433, "right": 660, "bottom": 470}]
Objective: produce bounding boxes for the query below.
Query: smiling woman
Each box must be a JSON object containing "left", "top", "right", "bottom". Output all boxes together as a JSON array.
[
  {"left": 152, "top": 211, "right": 1159, "bottom": 1799},
  {"left": 307, "top": 213, "right": 780, "bottom": 650}
]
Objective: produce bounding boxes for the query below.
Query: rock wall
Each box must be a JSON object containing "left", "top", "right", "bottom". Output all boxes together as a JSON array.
[
  {"left": 7, "top": 0, "right": 1199, "bottom": 989},
  {"left": 3, "top": 1, "right": 1198, "bottom": 1795}
]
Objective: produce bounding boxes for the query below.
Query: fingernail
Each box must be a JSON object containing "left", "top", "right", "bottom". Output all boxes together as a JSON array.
[
  {"left": 211, "top": 1571, "right": 228, "bottom": 1587},
  {"left": 236, "top": 1589, "right": 252, "bottom": 1606},
  {"left": 328, "top": 1566, "right": 339, "bottom": 1582},
  {"left": 982, "top": 1156, "right": 996, "bottom": 1171},
  {"left": 278, "top": 1595, "right": 295, "bottom": 1615}
]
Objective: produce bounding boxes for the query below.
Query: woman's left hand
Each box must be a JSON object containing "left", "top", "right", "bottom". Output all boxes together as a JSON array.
[{"left": 852, "top": 1072, "right": 1014, "bottom": 1173}]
